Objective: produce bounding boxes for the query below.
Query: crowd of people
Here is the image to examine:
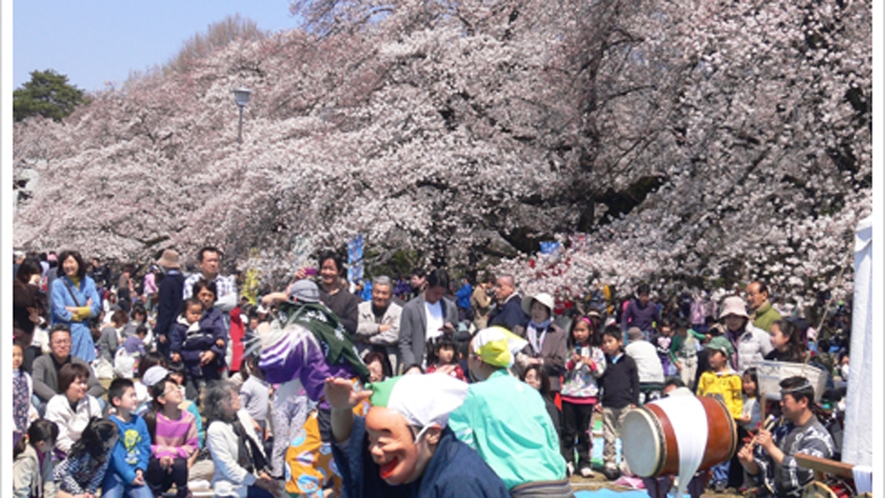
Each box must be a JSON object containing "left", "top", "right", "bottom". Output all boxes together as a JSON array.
[{"left": 11, "top": 246, "right": 855, "bottom": 498}]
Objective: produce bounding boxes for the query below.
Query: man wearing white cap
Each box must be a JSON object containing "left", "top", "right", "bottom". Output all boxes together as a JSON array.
[
  {"left": 448, "top": 327, "right": 573, "bottom": 497},
  {"left": 326, "top": 373, "right": 510, "bottom": 497}
]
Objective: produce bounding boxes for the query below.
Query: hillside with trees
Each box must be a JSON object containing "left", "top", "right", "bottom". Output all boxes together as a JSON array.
[{"left": 13, "top": 0, "right": 871, "bottom": 302}]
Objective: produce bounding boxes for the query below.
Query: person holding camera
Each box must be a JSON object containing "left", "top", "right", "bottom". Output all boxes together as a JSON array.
[{"left": 291, "top": 251, "right": 360, "bottom": 336}]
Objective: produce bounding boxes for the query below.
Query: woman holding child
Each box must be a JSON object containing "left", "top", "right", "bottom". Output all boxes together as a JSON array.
[{"left": 169, "top": 281, "right": 227, "bottom": 400}]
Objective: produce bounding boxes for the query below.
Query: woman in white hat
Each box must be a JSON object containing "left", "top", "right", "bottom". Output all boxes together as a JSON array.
[
  {"left": 516, "top": 292, "right": 567, "bottom": 394},
  {"left": 719, "top": 295, "right": 772, "bottom": 374}
]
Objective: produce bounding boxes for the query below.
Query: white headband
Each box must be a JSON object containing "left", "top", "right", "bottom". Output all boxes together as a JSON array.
[{"left": 780, "top": 379, "right": 813, "bottom": 396}]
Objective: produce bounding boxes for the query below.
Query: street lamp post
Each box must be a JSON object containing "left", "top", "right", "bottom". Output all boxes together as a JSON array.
[{"left": 233, "top": 88, "right": 252, "bottom": 144}]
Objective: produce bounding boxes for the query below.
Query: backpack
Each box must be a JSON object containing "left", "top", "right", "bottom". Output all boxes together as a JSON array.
[{"left": 114, "top": 347, "right": 140, "bottom": 379}]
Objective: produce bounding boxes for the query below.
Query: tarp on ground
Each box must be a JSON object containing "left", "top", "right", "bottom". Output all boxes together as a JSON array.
[{"left": 574, "top": 490, "right": 688, "bottom": 498}]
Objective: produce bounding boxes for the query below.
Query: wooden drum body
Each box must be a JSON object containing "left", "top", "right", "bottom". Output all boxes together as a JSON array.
[{"left": 621, "top": 396, "right": 737, "bottom": 478}]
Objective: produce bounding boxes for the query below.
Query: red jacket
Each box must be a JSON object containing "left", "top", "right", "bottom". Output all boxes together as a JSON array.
[{"left": 229, "top": 307, "right": 245, "bottom": 372}]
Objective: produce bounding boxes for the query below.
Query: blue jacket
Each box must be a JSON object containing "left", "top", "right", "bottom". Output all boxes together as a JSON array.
[
  {"left": 455, "top": 283, "right": 472, "bottom": 310},
  {"left": 169, "top": 307, "right": 227, "bottom": 379},
  {"left": 50, "top": 275, "right": 102, "bottom": 363},
  {"left": 333, "top": 416, "right": 510, "bottom": 498},
  {"left": 105, "top": 413, "right": 151, "bottom": 486}
]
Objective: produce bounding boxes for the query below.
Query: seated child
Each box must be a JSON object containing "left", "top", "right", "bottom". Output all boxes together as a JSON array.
[
  {"left": 13, "top": 419, "right": 59, "bottom": 498},
  {"left": 12, "top": 339, "right": 38, "bottom": 447},
  {"left": 521, "top": 364, "right": 561, "bottom": 440},
  {"left": 115, "top": 325, "right": 148, "bottom": 380},
  {"left": 167, "top": 361, "right": 206, "bottom": 450},
  {"left": 143, "top": 375, "right": 199, "bottom": 498},
  {"left": 238, "top": 353, "right": 272, "bottom": 447},
  {"left": 167, "top": 361, "right": 213, "bottom": 482},
  {"left": 133, "top": 353, "right": 167, "bottom": 415},
  {"left": 54, "top": 418, "right": 119, "bottom": 498},
  {"left": 99, "top": 310, "right": 129, "bottom": 367},
  {"left": 103, "top": 378, "right": 153, "bottom": 498}
]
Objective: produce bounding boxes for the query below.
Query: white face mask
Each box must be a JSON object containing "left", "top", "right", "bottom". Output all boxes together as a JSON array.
[
  {"left": 29, "top": 275, "right": 41, "bottom": 286},
  {"left": 413, "top": 425, "right": 432, "bottom": 444}
]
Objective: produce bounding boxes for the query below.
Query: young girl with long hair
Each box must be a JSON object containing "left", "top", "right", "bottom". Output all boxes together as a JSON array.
[
  {"left": 765, "top": 319, "right": 807, "bottom": 363},
  {"left": 560, "top": 314, "right": 607, "bottom": 477},
  {"left": 53, "top": 418, "right": 118, "bottom": 498},
  {"left": 520, "top": 363, "right": 561, "bottom": 440}
]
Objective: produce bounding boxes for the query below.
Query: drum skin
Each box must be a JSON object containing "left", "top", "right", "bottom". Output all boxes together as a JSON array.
[{"left": 626, "top": 396, "right": 737, "bottom": 477}]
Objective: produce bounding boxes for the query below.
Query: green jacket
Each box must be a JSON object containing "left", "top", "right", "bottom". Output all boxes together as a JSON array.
[
  {"left": 448, "top": 370, "right": 566, "bottom": 489},
  {"left": 753, "top": 302, "right": 782, "bottom": 333}
]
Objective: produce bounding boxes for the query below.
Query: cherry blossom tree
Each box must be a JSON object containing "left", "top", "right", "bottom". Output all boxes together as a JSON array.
[{"left": 14, "top": 0, "right": 870, "bottom": 300}]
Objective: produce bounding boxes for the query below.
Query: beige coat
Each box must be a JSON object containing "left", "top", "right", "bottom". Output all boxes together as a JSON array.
[
  {"left": 470, "top": 286, "right": 492, "bottom": 330},
  {"left": 13, "top": 444, "right": 56, "bottom": 498}
]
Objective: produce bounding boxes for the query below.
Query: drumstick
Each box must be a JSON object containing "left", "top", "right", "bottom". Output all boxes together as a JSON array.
[{"left": 747, "top": 415, "right": 779, "bottom": 449}]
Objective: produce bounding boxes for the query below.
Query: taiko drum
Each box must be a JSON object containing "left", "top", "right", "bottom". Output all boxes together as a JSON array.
[{"left": 621, "top": 396, "right": 738, "bottom": 477}]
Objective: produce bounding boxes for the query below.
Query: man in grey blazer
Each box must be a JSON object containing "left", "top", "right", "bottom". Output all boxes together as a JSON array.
[
  {"left": 398, "top": 269, "right": 460, "bottom": 370},
  {"left": 355, "top": 275, "right": 403, "bottom": 374}
]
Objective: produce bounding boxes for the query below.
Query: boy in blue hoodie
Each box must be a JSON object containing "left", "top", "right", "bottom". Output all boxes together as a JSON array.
[{"left": 103, "top": 378, "right": 153, "bottom": 498}]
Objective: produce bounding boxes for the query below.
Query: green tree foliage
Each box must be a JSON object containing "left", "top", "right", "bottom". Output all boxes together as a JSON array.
[{"left": 13, "top": 69, "right": 87, "bottom": 122}]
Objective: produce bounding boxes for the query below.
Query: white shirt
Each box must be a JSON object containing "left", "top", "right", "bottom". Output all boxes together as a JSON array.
[
  {"left": 424, "top": 300, "right": 444, "bottom": 342},
  {"left": 625, "top": 340, "right": 665, "bottom": 384}
]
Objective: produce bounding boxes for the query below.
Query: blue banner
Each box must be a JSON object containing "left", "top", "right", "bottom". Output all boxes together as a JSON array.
[
  {"left": 540, "top": 241, "right": 561, "bottom": 254},
  {"left": 347, "top": 234, "right": 364, "bottom": 284}
]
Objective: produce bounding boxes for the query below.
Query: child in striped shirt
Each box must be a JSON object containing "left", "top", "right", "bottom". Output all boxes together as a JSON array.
[{"left": 143, "top": 375, "right": 198, "bottom": 498}]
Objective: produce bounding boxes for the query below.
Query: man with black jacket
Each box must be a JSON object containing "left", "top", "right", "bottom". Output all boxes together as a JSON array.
[
  {"left": 487, "top": 274, "right": 528, "bottom": 336},
  {"left": 88, "top": 257, "right": 112, "bottom": 290},
  {"left": 154, "top": 249, "right": 184, "bottom": 358}
]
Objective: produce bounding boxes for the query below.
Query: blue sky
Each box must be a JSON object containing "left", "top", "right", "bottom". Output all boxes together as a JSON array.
[{"left": 13, "top": 0, "right": 300, "bottom": 92}]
